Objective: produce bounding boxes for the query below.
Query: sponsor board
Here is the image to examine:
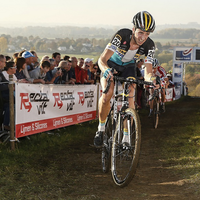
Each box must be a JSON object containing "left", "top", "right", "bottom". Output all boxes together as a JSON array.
[{"left": 15, "top": 84, "right": 97, "bottom": 138}]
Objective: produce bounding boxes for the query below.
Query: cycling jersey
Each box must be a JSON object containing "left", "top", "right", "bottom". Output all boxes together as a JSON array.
[
  {"left": 106, "top": 28, "right": 155, "bottom": 66},
  {"left": 153, "top": 66, "right": 167, "bottom": 88},
  {"left": 153, "top": 66, "right": 167, "bottom": 79}
]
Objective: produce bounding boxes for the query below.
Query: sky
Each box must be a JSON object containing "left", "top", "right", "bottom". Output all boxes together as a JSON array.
[{"left": 1, "top": 0, "right": 200, "bottom": 28}]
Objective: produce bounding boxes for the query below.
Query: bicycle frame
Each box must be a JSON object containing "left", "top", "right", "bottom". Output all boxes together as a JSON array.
[{"left": 103, "top": 78, "right": 131, "bottom": 153}]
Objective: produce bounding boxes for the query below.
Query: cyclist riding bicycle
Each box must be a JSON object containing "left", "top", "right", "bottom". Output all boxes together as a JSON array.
[
  {"left": 148, "top": 58, "right": 168, "bottom": 117},
  {"left": 94, "top": 11, "right": 156, "bottom": 147}
]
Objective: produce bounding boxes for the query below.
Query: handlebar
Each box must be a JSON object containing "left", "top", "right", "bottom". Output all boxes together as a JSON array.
[{"left": 103, "top": 75, "right": 154, "bottom": 94}]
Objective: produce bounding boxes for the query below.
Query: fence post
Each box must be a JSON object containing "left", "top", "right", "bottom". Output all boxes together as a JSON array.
[{"left": 9, "top": 74, "right": 15, "bottom": 151}]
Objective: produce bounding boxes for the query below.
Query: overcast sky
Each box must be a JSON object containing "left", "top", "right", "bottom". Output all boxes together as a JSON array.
[{"left": 1, "top": 0, "right": 199, "bottom": 28}]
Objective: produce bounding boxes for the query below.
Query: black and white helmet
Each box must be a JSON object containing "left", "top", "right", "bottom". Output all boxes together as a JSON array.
[
  {"left": 133, "top": 11, "right": 155, "bottom": 32},
  {"left": 152, "top": 58, "right": 159, "bottom": 68}
]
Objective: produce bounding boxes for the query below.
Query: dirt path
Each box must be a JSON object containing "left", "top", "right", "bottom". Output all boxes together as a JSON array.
[{"left": 66, "top": 97, "right": 199, "bottom": 200}]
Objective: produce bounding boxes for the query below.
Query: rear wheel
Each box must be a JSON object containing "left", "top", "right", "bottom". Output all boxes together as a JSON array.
[
  {"left": 111, "top": 108, "right": 141, "bottom": 187},
  {"left": 153, "top": 97, "right": 159, "bottom": 129},
  {"left": 102, "top": 112, "right": 113, "bottom": 173}
]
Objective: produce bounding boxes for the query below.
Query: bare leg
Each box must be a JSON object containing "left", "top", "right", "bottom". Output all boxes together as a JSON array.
[
  {"left": 94, "top": 77, "right": 114, "bottom": 146},
  {"left": 161, "top": 88, "right": 165, "bottom": 103},
  {"left": 98, "top": 77, "right": 114, "bottom": 130},
  {"left": 128, "top": 84, "right": 135, "bottom": 109}
]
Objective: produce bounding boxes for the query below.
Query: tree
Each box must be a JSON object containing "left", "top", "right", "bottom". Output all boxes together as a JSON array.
[
  {"left": 155, "top": 42, "right": 162, "bottom": 51},
  {"left": 0, "top": 37, "right": 8, "bottom": 54}
]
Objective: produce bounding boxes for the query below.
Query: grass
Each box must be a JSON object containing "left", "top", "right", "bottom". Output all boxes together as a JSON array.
[
  {"left": 0, "top": 120, "right": 98, "bottom": 200},
  {"left": 158, "top": 97, "right": 200, "bottom": 188}
]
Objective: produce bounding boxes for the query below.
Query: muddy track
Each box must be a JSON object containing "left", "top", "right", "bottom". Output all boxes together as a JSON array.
[{"left": 65, "top": 97, "right": 200, "bottom": 200}]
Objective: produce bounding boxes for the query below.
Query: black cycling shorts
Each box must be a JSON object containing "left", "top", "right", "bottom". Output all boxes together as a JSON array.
[{"left": 107, "top": 60, "right": 136, "bottom": 78}]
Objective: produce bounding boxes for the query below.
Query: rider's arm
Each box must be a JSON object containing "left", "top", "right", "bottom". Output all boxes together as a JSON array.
[
  {"left": 98, "top": 49, "right": 114, "bottom": 74},
  {"left": 144, "top": 62, "right": 153, "bottom": 81}
]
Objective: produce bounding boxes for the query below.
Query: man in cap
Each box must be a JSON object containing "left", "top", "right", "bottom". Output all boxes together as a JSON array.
[{"left": 22, "top": 51, "right": 45, "bottom": 84}]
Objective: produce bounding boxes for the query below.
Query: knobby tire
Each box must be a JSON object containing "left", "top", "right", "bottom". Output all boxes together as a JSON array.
[
  {"left": 153, "top": 97, "right": 159, "bottom": 129},
  {"left": 102, "top": 111, "right": 113, "bottom": 173},
  {"left": 111, "top": 108, "right": 141, "bottom": 187}
]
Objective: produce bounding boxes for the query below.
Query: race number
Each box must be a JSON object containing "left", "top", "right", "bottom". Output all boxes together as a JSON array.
[
  {"left": 111, "top": 34, "right": 122, "bottom": 47},
  {"left": 147, "top": 49, "right": 155, "bottom": 58}
]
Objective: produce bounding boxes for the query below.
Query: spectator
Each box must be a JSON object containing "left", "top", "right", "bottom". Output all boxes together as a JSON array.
[
  {"left": 22, "top": 51, "right": 35, "bottom": 72},
  {"left": 5, "top": 55, "right": 11, "bottom": 61},
  {"left": 12, "top": 52, "right": 19, "bottom": 61},
  {"left": 62, "top": 60, "right": 76, "bottom": 84},
  {"left": 29, "top": 61, "right": 50, "bottom": 83},
  {"left": 2, "top": 61, "right": 17, "bottom": 82},
  {"left": 69, "top": 56, "right": 77, "bottom": 81},
  {"left": 79, "top": 61, "right": 94, "bottom": 84},
  {"left": 30, "top": 50, "right": 39, "bottom": 69},
  {"left": 0, "top": 54, "right": 7, "bottom": 130},
  {"left": 45, "top": 58, "right": 61, "bottom": 84},
  {"left": 52, "top": 52, "right": 61, "bottom": 67},
  {"left": 75, "top": 58, "right": 84, "bottom": 84},
  {"left": 84, "top": 58, "right": 93, "bottom": 80},
  {"left": 40, "top": 55, "right": 50, "bottom": 63},
  {"left": 1, "top": 61, "right": 16, "bottom": 131},
  {"left": 90, "top": 63, "right": 98, "bottom": 84},
  {"left": 15, "top": 57, "right": 29, "bottom": 83},
  {"left": 94, "top": 61, "right": 101, "bottom": 83},
  {"left": 63, "top": 55, "right": 70, "bottom": 61},
  {"left": 166, "top": 73, "right": 175, "bottom": 88},
  {"left": 22, "top": 51, "right": 45, "bottom": 84},
  {"left": 18, "top": 49, "right": 26, "bottom": 57},
  {"left": 55, "top": 60, "right": 74, "bottom": 84},
  {"left": 0, "top": 54, "right": 6, "bottom": 70}
]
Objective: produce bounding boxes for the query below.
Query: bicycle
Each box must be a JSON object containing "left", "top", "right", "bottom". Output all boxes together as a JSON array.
[
  {"left": 101, "top": 75, "right": 153, "bottom": 187},
  {"left": 0, "top": 130, "right": 10, "bottom": 143},
  {"left": 148, "top": 76, "right": 162, "bottom": 129}
]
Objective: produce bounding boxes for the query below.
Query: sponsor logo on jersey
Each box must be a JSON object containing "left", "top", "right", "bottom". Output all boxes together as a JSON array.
[
  {"left": 116, "top": 49, "right": 126, "bottom": 58},
  {"left": 107, "top": 43, "right": 117, "bottom": 51}
]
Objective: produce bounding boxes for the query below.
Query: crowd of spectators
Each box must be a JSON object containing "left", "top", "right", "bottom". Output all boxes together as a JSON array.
[{"left": 0, "top": 50, "right": 101, "bottom": 131}]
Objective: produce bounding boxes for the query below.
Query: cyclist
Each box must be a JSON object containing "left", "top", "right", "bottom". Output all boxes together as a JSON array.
[
  {"left": 94, "top": 11, "right": 156, "bottom": 147},
  {"left": 148, "top": 58, "right": 168, "bottom": 117}
]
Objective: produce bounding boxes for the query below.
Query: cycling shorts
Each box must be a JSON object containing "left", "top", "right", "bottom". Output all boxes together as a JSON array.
[{"left": 107, "top": 60, "right": 136, "bottom": 78}]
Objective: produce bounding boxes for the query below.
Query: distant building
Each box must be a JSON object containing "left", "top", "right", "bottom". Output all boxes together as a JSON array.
[{"left": 57, "top": 46, "right": 67, "bottom": 51}]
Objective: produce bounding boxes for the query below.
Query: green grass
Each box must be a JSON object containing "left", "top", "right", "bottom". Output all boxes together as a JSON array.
[
  {"left": 159, "top": 97, "right": 200, "bottom": 187},
  {"left": 0, "top": 120, "right": 98, "bottom": 200}
]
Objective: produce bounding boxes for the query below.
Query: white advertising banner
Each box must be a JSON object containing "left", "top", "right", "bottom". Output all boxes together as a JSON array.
[
  {"left": 173, "top": 47, "right": 193, "bottom": 62},
  {"left": 165, "top": 88, "right": 174, "bottom": 102},
  {"left": 15, "top": 83, "right": 97, "bottom": 138}
]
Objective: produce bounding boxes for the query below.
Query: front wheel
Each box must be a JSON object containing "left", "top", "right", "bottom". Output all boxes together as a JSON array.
[{"left": 111, "top": 108, "right": 141, "bottom": 187}]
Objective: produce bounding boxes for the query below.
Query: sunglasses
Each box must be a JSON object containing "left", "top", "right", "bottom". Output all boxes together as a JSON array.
[{"left": 94, "top": 68, "right": 98, "bottom": 70}]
